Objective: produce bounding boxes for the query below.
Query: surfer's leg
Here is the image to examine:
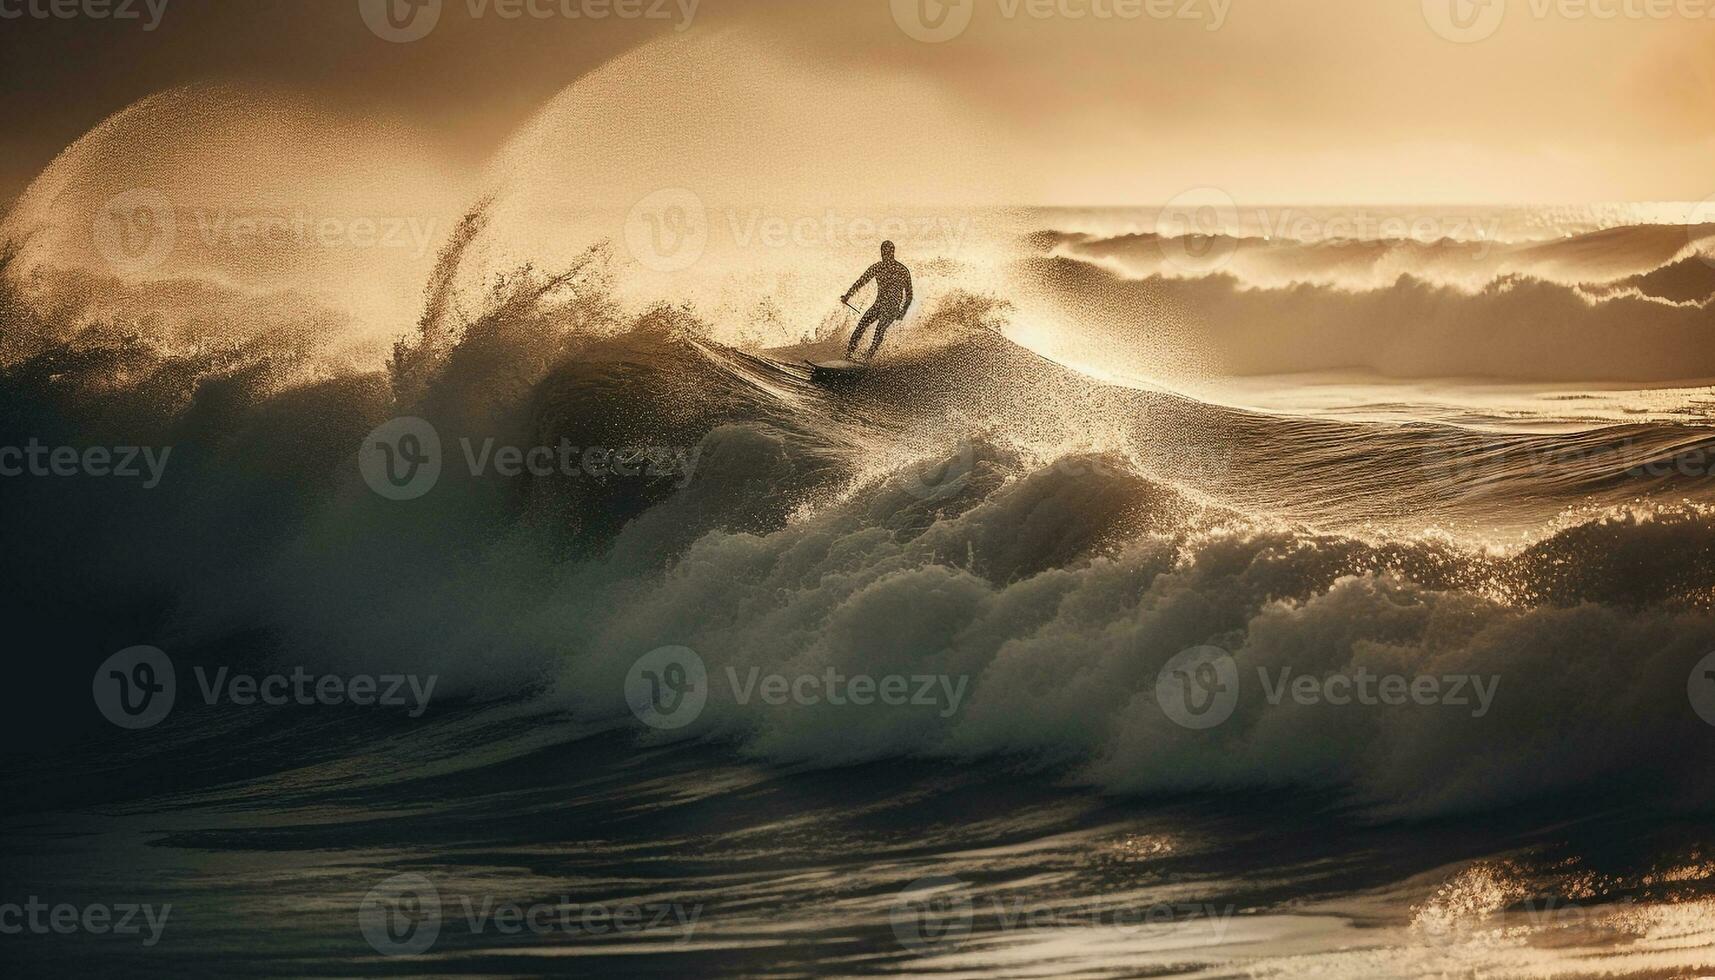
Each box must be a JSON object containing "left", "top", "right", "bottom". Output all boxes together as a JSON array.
[
  {"left": 848, "top": 309, "right": 880, "bottom": 359},
  {"left": 864, "top": 317, "right": 894, "bottom": 360}
]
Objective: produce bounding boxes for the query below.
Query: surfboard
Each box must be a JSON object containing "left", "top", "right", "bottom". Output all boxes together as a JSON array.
[{"left": 805, "top": 359, "right": 866, "bottom": 384}]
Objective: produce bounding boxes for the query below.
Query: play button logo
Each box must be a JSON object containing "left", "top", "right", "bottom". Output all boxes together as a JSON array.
[
  {"left": 360, "top": 0, "right": 443, "bottom": 43},
  {"left": 893, "top": 0, "right": 974, "bottom": 43},
  {"left": 1422, "top": 0, "right": 1505, "bottom": 43}
]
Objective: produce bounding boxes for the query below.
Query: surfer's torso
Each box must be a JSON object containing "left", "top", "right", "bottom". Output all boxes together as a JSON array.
[{"left": 853, "top": 258, "right": 912, "bottom": 313}]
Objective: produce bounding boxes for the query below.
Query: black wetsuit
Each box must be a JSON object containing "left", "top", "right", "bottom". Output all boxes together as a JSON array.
[{"left": 845, "top": 258, "right": 914, "bottom": 360}]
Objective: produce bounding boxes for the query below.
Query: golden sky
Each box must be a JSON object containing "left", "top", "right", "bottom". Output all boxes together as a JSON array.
[{"left": 1, "top": 0, "right": 1712, "bottom": 204}]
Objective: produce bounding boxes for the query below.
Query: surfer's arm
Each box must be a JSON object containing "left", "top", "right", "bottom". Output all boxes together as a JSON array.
[
  {"left": 842, "top": 263, "right": 879, "bottom": 302},
  {"left": 901, "top": 269, "right": 914, "bottom": 316}
]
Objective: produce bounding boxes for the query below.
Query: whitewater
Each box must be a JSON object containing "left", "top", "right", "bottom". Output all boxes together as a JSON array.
[{"left": 3, "top": 30, "right": 1714, "bottom": 979}]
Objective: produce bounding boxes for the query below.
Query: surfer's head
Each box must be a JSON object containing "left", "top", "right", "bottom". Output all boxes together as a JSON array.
[{"left": 880, "top": 240, "right": 895, "bottom": 260}]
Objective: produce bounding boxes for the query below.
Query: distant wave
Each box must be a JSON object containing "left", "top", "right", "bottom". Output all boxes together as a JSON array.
[
  {"left": 1030, "top": 221, "right": 1715, "bottom": 294},
  {"left": 1584, "top": 255, "right": 1715, "bottom": 305},
  {"left": 1022, "top": 250, "right": 1715, "bottom": 383}
]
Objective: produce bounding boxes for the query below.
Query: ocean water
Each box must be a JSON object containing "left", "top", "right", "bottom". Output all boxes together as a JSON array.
[{"left": 5, "top": 143, "right": 1715, "bottom": 977}]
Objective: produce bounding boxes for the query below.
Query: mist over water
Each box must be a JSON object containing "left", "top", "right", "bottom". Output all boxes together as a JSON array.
[{"left": 4, "top": 26, "right": 1715, "bottom": 980}]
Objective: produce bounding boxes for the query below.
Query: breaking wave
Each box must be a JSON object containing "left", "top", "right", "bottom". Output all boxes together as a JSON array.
[{"left": 6, "top": 211, "right": 1715, "bottom": 821}]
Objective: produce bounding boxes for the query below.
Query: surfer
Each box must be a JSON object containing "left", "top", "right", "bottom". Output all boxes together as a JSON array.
[{"left": 842, "top": 241, "right": 914, "bottom": 362}]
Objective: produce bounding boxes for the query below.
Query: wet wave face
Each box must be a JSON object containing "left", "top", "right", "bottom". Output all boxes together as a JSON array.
[{"left": 5, "top": 202, "right": 1715, "bottom": 825}]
